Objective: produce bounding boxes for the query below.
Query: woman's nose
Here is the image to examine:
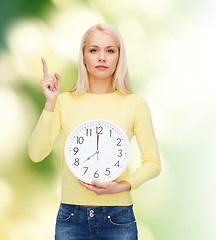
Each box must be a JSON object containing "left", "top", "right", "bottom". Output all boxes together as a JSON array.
[{"left": 98, "top": 51, "right": 106, "bottom": 61}]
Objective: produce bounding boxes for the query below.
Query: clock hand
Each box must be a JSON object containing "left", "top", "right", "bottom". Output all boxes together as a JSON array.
[
  {"left": 97, "top": 133, "right": 99, "bottom": 151},
  {"left": 83, "top": 151, "right": 97, "bottom": 163},
  {"left": 97, "top": 133, "right": 100, "bottom": 161}
]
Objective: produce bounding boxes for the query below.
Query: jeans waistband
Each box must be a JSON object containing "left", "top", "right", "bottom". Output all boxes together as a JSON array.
[{"left": 59, "top": 203, "right": 134, "bottom": 218}]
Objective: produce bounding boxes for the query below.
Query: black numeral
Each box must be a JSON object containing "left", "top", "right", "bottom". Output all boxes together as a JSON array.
[
  {"left": 117, "top": 149, "right": 123, "bottom": 157},
  {"left": 73, "top": 158, "right": 80, "bottom": 166},
  {"left": 116, "top": 138, "right": 121, "bottom": 146},
  {"left": 86, "top": 128, "right": 92, "bottom": 137},
  {"left": 105, "top": 168, "right": 111, "bottom": 176},
  {"left": 94, "top": 170, "right": 99, "bottom": 178},
  {"left": 109, "top": 129, "right": 112, "bottom": 137},
  {"left": 73, "top": 147, "right": 79, "bottom": 155},
  {"left": 76, "top": 136, "right": 84, "bottom": 144},
  {"left": 115, "top": 161, "right": 120, "bottom": 167},
  {"left": 96, "top": 126, "right": 103, "bottom": 134},
  {"left": 83, "top": 167, "right": 88, "bottom": 174}
]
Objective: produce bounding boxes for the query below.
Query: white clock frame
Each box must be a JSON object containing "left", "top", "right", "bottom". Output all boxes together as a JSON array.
[{"left": 64, "top": 119, "right": 130, "bottom": 184}]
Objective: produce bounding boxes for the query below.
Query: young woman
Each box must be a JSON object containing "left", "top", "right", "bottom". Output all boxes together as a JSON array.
[{"left": 28, "top": 23, "right": 161, "bottom": 240}]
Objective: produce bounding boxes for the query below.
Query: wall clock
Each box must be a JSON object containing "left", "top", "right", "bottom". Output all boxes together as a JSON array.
[{"left": 64, "top": 119, "right": 130, "bottom": 184}]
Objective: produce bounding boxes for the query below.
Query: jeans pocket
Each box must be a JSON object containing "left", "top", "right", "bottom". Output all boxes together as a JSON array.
[
  {"left": 107, "top": 207, "right": 137, "bottom": 226},
  {"left": 56, "top": 206, "right": 74, "bottom": 222}
]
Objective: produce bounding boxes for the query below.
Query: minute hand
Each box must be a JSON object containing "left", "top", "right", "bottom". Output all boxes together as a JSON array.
[{"left": 97, "top": 133, "right": 99, "bottom": 161}]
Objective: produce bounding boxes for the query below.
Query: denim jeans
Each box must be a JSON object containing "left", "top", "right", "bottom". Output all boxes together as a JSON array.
[{"left": 55, "top": 203, "right": 138, "bottom": 240}]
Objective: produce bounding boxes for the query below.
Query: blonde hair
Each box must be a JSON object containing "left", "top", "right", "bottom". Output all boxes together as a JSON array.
[{"left": 68, "top": 23, "right": 133, "bottom": 96}]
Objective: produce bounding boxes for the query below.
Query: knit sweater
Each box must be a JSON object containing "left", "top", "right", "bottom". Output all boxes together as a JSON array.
[{"left": 28, "top": 90, "right": 161, "bottom": 206}]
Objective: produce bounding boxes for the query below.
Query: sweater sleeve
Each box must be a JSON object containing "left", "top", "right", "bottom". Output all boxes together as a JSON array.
[
  {"left": 122, "top": 97, "right": 161, "bottom": 190},
  {"left": 28, "top": 96, "right": 62, "bottom": 162}
]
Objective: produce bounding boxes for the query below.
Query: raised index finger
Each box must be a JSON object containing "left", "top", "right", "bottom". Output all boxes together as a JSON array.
[{"left": 41, "top": 57, "right": 49, "bottom": 78}]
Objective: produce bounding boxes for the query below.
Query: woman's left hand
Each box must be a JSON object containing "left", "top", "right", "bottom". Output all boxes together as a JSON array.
[{"left": 78, "top": 179, "right": 131, "bottom": 195}]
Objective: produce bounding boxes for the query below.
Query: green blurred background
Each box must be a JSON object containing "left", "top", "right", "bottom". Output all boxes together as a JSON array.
[{"left": 0, "top": 0, "right": 215, "bottom": 239}]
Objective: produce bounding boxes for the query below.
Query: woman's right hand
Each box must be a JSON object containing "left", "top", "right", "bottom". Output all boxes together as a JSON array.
[{"left": 40, "top": 57, "right": 60, "bottom": 104}]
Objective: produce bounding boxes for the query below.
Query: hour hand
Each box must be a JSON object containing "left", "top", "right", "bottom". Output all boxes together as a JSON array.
[{"left": 83, "top": 151, "right": 97, "bottom": 163}]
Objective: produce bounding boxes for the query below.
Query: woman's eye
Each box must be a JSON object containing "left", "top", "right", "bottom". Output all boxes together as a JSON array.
[{"left": 90, "top": 49, "right": 114, "bottom": 53}]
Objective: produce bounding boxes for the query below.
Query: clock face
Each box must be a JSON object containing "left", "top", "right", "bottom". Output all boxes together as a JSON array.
[{"left": 64, "top": 119, "right": 130, "bottom": 184}]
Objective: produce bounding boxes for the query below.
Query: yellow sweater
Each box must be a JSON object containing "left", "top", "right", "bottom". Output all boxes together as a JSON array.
[{"left": 28, "top": 90, "right": 161, "bottom": 206}]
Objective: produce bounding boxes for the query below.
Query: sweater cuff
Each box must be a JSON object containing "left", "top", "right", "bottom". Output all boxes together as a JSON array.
[
  {"left": 121, "top": 161, "right": 161, "bottom": 191},
  {"left": 43, "top": 109, "right": 55, "bottom": 114}
]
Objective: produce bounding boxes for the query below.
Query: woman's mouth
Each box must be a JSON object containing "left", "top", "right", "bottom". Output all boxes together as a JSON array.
[{"left": 95, "top": 65, "right": 108, "bottom": 70}]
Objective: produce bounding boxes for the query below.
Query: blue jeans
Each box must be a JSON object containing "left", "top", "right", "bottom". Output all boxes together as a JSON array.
[{"left": 55, "top": 203, "right": 138, "bottom": 240}]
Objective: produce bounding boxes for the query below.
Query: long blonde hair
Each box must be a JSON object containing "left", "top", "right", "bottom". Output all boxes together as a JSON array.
[{"left": 68, "top": 23, "right": 133, "bottom": 96}]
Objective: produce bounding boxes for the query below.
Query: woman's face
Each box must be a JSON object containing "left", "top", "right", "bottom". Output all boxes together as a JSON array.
[{"left": 83, "top": 30, "right": 119, "bottom": 82}]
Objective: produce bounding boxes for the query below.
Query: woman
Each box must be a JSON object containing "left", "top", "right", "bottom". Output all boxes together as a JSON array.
[{"left": 28, "top": 23, "right": 161, "bottom": 240}]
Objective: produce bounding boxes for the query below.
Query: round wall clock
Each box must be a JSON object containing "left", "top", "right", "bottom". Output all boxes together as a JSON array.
[{"left": 64, "top": 119, "right": 130, "bottom": 185}]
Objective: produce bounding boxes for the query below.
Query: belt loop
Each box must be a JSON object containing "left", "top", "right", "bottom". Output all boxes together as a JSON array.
[
  {"left": 75, "top": 205, "right": 79, "bottom": 216},
  {"left": 102, "top": 206, "right": 106, "bottom": 214}
]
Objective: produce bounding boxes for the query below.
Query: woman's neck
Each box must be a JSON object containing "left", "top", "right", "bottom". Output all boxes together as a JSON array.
[{"left": 89, "top": 79, "right": 114, "bottom": 94}]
